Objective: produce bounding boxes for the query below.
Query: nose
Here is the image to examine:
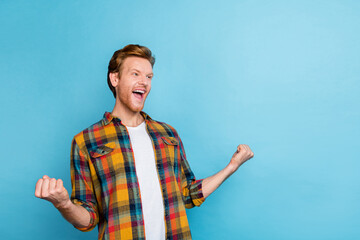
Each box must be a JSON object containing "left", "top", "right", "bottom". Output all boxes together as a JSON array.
[{"left": 139, "top": 76, "right": 149, "bottom": 86}]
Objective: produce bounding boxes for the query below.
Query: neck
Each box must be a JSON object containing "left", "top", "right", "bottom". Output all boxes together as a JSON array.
[{"left": 111, "top": 100, "right": 144, "bottom": 127}]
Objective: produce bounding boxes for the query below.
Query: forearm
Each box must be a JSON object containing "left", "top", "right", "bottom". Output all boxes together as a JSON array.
[
  {"left": 202, "top": 144, "right": 254, "bottom": 199},
  {"left": 56, "top": 200, "right": 91, "bottom": 228},
  {"left": 202, "top": 163, "right": 237, "bottom": 199}
]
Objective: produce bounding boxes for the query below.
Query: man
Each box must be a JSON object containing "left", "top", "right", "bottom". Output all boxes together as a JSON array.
[{"left": 35, "top": 44, "right": 254, "bottom": 240}]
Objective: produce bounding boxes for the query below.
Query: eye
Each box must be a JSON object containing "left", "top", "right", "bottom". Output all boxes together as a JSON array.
[{"left": 132, "top": 72, "right": 138, "bottom": 76}]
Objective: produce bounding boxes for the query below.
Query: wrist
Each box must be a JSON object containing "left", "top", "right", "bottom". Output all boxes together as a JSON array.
[
  {"left": 55, "top": 199, "right": 72, "bottom": 211},
  {"left": 225, "top": 162, "right": 238, "bottom": 175},
  {"left": 228, "top": 159, "right": 241, "bottom": 173}
]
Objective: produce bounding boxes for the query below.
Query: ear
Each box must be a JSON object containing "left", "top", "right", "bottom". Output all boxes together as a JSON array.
[{"left": 109, "top": 72, "right": 119, "bottom": 87}]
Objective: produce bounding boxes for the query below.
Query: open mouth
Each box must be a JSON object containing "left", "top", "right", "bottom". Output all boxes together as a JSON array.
[{"left": 132, "top": 89, "right": 145, "bottom": 100}]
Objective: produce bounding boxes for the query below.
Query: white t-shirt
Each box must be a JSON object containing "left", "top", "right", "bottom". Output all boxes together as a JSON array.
[{"left": 126, "top": 121, "right": 166, "bottom": 240}]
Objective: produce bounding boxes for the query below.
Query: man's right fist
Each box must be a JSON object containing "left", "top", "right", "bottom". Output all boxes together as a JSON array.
[{"left": 35, "top": 175, "right": 70, "bottom": 209}]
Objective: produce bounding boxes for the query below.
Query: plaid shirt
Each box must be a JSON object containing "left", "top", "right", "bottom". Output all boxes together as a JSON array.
[{"left": 70, "top": 112, "right": 205, "bottom": 240}]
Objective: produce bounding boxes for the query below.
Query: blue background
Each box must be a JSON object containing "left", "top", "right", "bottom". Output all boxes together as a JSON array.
[{"left": 1, "top": 1, "right": 359, "bottom": 239}]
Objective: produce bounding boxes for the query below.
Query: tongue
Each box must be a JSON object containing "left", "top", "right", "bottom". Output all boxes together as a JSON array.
[{"left": 133, "top": 92, "right": 142, "bottom": 99}]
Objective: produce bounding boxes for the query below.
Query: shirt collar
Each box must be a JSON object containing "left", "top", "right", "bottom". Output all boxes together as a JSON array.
[{"left": 102, "top": 111, "right": 152, "bottom": 126}]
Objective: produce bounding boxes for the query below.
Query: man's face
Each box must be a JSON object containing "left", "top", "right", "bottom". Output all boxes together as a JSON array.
[{"left": 114, "top": 56, "right": 153, "bottom": 113}]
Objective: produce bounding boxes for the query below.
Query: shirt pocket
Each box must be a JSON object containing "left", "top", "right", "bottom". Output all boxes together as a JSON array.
[
  {"left": 161, "top": 136, "right": 179, "bottom": 146},
  {"left": 89, "top": 142, "right": 116, "bottom": 158},
  {"left": 161, "top": 137, "right": 179, "bottom": 169},
  {"left": 89, "top": 142, "right": 119, "bottom": 181}
]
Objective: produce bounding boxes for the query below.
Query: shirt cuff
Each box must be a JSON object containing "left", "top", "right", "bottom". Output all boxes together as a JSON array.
[
  {"left": 71, "top": 199, "right": 98, "bottom": 232},
  {"left": 189, "top": 179, "right": 205, "bottom": 207}
]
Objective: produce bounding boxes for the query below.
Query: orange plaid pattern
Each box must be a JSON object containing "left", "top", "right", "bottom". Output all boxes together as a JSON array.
[{"left": 70, "top": 111, "right": 205, "bottom": 240}]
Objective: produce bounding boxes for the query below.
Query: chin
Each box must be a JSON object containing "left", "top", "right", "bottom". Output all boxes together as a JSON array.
[{"left": 130, "top": 104, "right": 144, "bottom": 113}]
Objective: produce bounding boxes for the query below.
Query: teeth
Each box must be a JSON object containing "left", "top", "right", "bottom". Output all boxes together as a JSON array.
[{"left": 133, "top": 90, "right": 145, "bottom": 94}]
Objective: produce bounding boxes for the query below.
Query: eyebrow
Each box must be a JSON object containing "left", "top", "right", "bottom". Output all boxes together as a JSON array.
[{"left": 129, "top": 68, "right": 154, "bottom": 76}]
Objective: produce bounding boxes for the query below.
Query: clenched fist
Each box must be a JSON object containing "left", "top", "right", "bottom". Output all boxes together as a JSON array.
[
  {"left": 229, "top": 144, "right": 254, "bottom": 171},
  {"left": 35, "top": 175, "right": 71, "bottom": 209}
]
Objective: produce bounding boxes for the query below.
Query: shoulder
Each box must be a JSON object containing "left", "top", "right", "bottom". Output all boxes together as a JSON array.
[
  {"left": 72, "top": 118, "right": 105, "bottom": 148},
  {"left": 147, "top": 118, "right": 180, "bottom": 138}
]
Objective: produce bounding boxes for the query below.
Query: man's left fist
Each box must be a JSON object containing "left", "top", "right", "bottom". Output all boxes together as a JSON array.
[{"left": 229, "top": 144, "right": 254, "bottom": 171}]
